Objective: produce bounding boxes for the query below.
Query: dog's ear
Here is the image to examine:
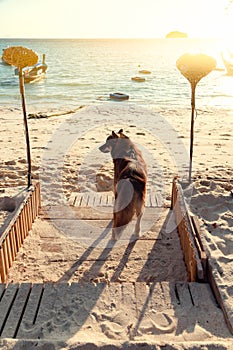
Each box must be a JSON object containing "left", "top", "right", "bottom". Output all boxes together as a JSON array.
[
  {"left": 118, "top": 129, "right": 129, "bottom": 139},
  {"left": 111, "top": 131, "right": 119, "bottom": 138}
]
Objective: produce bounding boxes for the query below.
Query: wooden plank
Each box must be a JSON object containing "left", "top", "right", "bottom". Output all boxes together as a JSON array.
[
  {"left": 145, "top": 193, "right": 151, "bottom": 207},
  {"left": 34, "top": 283, "right": 57, "bottom": 326},
  {"left": 121, "top": 282, "right": 136, "bottom": 313},
  {"left": 149, "top": 282, "right": 168, "bottom": 311},
  {"left": 87, "top": 191, "right": 96, "bottom": 207},
  {"left": 106, "top": 193, "right": 114, "bottom": 206},
  {"left": 192, "top": 215, "right": 207, "bottom": 272},
  {"left": 13, "top": 224, "right": 19, "bottom": 253},
  {"left": 68, "top": 192, "right": 77, "bottom": 206},
  {"left": 99, "top": 193, "right": 108, "bottom": 206},
  {"left": 0, "top": 284, "right": 5, "bottom": 299},
  {"left": 2, "top": 241, "right": 9, "bottom": 277},
  {"left": 0, "top": 247, "right": 6, "bottom": 283},
  {"left": 74, "top": 193, "right": 82, "bottom": 206},
  {"left": 17, "top": 284, "right": 44, "bottom": 338},
  {"left": 21, "top": 206, "right": 27, "bottom": 235},
  {"left": 160, "top": 281, "right": 178, "bottom": 308},
  {"left": 207, "top": 261, "right": 233, "bottom": 335},
  {"left": 15, "top": 219, "right": 22, "bottom": 250},
  {"left": 30, "top": 189, "right": 35, "bottom": 221},
  {"left": 150, "top": 191, "right": 158, "bottom": 207},
  {"left": 18, "top": 211, "right": 25, "bottom": 242},
  {"left": 5, "top": 235, "right": 13, "bottom": 269},
  {"left": 0, "top": 283, "right": 18, "bottom": 335},
  {"left": 69, "top": 282, "right": 107, "bottom": 326},
  {"left": 1, "top": 283, "right": 31, "bottom": 338},
  {"left": 134, "top": 282, "right": 149, "bottom": 316},
  {"left": 80, "top": 193, "right": 90, "bottom": 207},
  {"left": 175, "top": 282, "right": 193, "bottom": 307},
  {"left": 156, "top": 192, "right": 165, "bottom": 207},
  {"left": 25, "top": 201, "right": 31, "bottom": 233},
  {"left": 35, "top": 182, "right": 41, "bottom": 213},
  {"left": 9, "top": 228, "right": 16, "bottom": 261},
  {"left": 188, "top": 282, "right": 215, "bottom": 308},
  {"left": 27, "top": 199, "right": 33, "bottom": 231},
  {"left": 25, "top": 202, "right": 30, "bottom": 232}
]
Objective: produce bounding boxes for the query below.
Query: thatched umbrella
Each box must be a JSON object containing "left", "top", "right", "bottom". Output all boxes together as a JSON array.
[
  {"left": 176, "top": 53, "right": 216, "bottom": 182},
  {"left": 3, "top": 46, "right": 38, "bottom": 188}
]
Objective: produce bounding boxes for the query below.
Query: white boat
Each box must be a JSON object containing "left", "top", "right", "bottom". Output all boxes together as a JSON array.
[{"left": 15, "top": 54, "right": 47, "bottom": 83}]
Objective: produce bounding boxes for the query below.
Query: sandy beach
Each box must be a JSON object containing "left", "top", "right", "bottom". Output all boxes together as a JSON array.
[{"left": 0, "top": 103, "right": 233, "bottom": 349}]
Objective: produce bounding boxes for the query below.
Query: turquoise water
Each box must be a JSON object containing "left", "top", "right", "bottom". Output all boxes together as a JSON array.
[{"left": 0, "top": 38, "right": 233, "bottom": 110}]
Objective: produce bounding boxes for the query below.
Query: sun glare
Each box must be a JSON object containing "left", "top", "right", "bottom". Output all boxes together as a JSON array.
[{"left": 0, "top": 0, "right": 233, "bottom": 39}]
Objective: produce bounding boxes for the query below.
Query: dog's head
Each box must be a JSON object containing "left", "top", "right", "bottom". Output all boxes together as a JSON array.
[{"left": 99, "top": 129, "right": 128, "bottom": 154}]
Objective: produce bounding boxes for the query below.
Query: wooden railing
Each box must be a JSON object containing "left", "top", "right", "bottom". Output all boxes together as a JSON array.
[
  {"left": 0, "top": 182, "right": 41, "bottom": 282},
  {"left": 171, "top": 178, "right": 206, "bottom": 282}
]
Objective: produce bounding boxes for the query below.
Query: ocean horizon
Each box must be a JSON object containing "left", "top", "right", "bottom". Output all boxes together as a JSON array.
[{"left": 1, "top": 38, "right": 233, "bottom": 112}]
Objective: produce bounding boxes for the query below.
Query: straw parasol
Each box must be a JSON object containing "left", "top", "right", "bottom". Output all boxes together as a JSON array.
[
  {"left": 176, "top": 53, "right": 216, "bottom": 182},
  {"left": 3, "top": 46, "right": 39, "bottom": 187}
]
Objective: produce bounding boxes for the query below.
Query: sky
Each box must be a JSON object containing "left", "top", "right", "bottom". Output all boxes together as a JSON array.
[{"left": 0, "top": 0, "right": 232, "bottom": 39}]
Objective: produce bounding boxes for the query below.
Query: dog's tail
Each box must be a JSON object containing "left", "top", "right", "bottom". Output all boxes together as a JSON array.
[{"left": 113, "top": 178, "right": 144, "bottom": 232}]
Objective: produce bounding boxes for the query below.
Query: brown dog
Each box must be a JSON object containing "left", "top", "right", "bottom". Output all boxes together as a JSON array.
[{"left": 99, "top": 129, "right": 147, "bottom": 240}]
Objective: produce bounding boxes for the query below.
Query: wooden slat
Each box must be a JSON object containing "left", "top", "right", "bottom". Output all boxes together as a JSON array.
[
  {"left": 1, "top": 283, "right": 31, "bottom": 338},
  {"left": 36, "top": 182, "right": 41, "bottom": 213},
  {"left": 24, "top": 204, "right": 29, "bottom": 233},
  {"left": 17, "top": 284, "right": 44, "bottom": 338},
  {"left": 207, "top": 260, "right": 233, "bottom": 335},
  {"left": 15, "top": 219, "right": 22, "bottom": 250},
  {"left": 5, "top": 235, "right": 13, "bottom": 269},
  {"left": 134, "top": 282, "right": 149, "bottom": 316},
  {"left": 150, "top": 191, "right": 158, "bottom": 207},
  {"left": 0, "top": 247, "right": 6, "bottom": 283},
  {"left": 2, "top": 241, "right": 9, "bottom": 277},
  {"left": 69, "top": 192, "right": 77, "bottom": 206},
  {"left": 27, "top": 199, "right": 33, "bottom": 231},
  {"left": 34, "top": 283, "right": 57, "bottom": 326},
  {"left": 31, "top": 189, "right": 36, "bottom": 221},
  {"left": 145, "top": 193, "right": 151, "bottom": 207},
  {"left": 18, "top": 211, "right": 25, "bottom": 242},
  {"left": 156, "top": 192, "right": 164, "bottom": 207},
  {"left": 0, "top": 283, "right": 18, "bottom": 336},
  {"left": 175, "top": 282, "right": 193, "bottom": 307},
  {"left": 8, "top": 228, "right": 16, "bottom": 261},
  {"left": 0, "top": 284, "right": 5, "bottom": 298},
  {"left": 99, "top": 193, "right": 108, "bottom": 206}
]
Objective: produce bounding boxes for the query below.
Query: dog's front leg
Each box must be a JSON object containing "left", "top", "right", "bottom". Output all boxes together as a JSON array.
[{"left": 133, "top": 212, "right": 143, "bottom": 238}]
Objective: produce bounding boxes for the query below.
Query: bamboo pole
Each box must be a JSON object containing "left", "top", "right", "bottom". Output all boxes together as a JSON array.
[
  {"left": 19, "top": 68, "right": 32, "bottom": 188},
  {"left": 176, "top": 53, "right": 216, "bottom": 183},
  {"left": 189, "top": 81, "right": 197, "bottom": 183}
]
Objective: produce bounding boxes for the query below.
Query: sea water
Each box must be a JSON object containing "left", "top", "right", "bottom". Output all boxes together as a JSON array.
[{"left": 0, "top": 38, "right": 233, "bottom": 111}]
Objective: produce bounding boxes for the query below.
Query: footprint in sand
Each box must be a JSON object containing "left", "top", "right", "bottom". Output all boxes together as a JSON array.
[{"left": 138, "top": 312, "right": 175, "bottom": 335}]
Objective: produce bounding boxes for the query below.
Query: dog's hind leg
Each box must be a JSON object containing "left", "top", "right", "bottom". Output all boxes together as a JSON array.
[
  {"left": 112, "top": 179, "right": 134, "bottom": 240},
  {"left": 133, "top": 195, "right": 145, "bottom": 238}
]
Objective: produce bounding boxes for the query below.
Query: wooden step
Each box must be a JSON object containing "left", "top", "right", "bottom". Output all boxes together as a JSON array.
[
  {"left": 69, "top": 190, "right": 165, "bottom": 208},
  {"left": 0, "top": 281, "right": 229, "bottom": 341}
]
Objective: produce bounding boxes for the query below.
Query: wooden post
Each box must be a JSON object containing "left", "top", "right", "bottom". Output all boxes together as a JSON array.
[
  {"left": 189, "top": 82, "right": 197, "bottom": 183},
  {"left": 19, "top": 69, "right": 32, "bottom": 188}
]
